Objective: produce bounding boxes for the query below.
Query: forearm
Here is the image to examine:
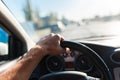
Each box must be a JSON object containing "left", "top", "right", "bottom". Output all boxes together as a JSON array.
[
  {"left": 0, "top": 45, "right": 46, "bottom": 80},
  {"left": 0, "top": 33, "right": 65, "bottom": 80}
]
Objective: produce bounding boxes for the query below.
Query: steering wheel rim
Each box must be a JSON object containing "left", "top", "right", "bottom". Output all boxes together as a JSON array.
[
  {"left": 40, "top": 71, "right": 88, "bottom": 80},
  {"left": 39, "top": 41, "right": 112, "bottom": 80}
]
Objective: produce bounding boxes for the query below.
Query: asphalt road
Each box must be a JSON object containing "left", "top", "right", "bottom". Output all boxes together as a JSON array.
[
  {"left": 60, "top": 20, "right": 120, "bottom": 47},
  {"left": 60, "top": 20, "right": 120, "bottom": 41}
]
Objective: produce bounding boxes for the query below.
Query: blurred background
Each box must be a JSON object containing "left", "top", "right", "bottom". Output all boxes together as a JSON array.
[{"left": 2, "top": 0, "right": 120, "bottom": 46}]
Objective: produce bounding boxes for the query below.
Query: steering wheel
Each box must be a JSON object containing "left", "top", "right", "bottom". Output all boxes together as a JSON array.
[{"left": 39, "top": 41, "right": 112, "bottom": 80}]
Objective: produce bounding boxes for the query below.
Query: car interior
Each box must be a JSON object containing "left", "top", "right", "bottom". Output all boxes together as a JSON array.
[{"left": 0, "top": 0, "right": 120, "bottom": 80}]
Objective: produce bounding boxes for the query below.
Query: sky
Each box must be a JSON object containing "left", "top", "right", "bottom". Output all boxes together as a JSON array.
[{"left": 3, "top": 0, "right": 120, "bottom": 22}]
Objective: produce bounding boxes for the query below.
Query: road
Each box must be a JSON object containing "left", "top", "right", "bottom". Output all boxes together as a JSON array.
[
  {"left": 60, "top": 20, "right": 120, "bottom": 47},
  {"left": 60, "top": 20, "right": 120, "bottom": 40}
]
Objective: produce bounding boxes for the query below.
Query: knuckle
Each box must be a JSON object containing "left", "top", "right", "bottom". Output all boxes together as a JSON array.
[
  {"left": 54, "top": 34, "right": 61, "bottom": 39},
  {"left": 49, "top": 33, "right": 55, "bottom": 36}
]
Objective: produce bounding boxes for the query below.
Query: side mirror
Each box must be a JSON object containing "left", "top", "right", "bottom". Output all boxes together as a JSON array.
[{"left": 0, "top": 42, "right": 8, "bottom": 55}]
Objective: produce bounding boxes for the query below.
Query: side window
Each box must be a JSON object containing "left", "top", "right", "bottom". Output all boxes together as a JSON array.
[{"left": 0, "top": 27, "right": 9, "bottom": 61}]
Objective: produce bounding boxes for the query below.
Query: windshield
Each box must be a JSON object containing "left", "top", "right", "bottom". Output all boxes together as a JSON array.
[{"left": 3, "top": 0, "right": 120, "bottom": 43}]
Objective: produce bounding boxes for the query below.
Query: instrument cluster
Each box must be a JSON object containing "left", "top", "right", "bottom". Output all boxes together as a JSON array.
[{"left": 45, "top": 50, "right": 94, "bottom": 73}]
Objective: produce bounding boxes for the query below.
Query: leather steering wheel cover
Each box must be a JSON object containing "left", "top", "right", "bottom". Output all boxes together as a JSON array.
[{"left": 39, "top": 71, "right": 87, "bottom": 80}]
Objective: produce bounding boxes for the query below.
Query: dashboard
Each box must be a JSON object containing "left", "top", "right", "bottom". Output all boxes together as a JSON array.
[
  {"left": 45, "top": 51, "right": 100, "bottom": 77},
  {"left": 29, "top": 42, "right": 120, "bottom": 80}
]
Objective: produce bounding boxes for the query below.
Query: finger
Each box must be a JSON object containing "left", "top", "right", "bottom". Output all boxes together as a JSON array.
[
  {"left": 53, "top": 34, "right": 61, "bottom": 40},
  {"left": 66, "top": 48, "right": 71, "bottom": 54},
  {"left": 60, "top": 35, "right": 64, "bottom": 41},
  {"left": 59, "top": 47, "right": 71, "bottom": 55},
  {"left": 58, "top": 47, "right": 66, "bottom": 53},
  {"left": 57, "top": 34, "right": 64, "bottom": 41},
  {"left": 53, "top": 34, "right": 64, "bottom": 42}
]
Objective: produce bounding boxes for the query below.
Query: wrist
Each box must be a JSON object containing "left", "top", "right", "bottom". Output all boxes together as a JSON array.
[{"left": 32, "top": 45, "right": 49, "bottom": 57}]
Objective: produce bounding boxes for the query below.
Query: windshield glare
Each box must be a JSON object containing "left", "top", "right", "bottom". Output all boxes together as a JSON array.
[{"left": 3, "top": 0, "right": 120, "bottom": 42}]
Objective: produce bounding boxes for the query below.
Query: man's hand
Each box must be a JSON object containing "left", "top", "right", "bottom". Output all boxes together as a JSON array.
[{"left": 36, "top": 33, "right": 66, "bottom": 56}]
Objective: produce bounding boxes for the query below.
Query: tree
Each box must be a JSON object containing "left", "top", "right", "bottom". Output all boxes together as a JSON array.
[
  {"left": 34, "top": 8, "right": 43, "bottom": 27},
  {"left": 23, "top": 0, "right": 33, "bottom": 21}
]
